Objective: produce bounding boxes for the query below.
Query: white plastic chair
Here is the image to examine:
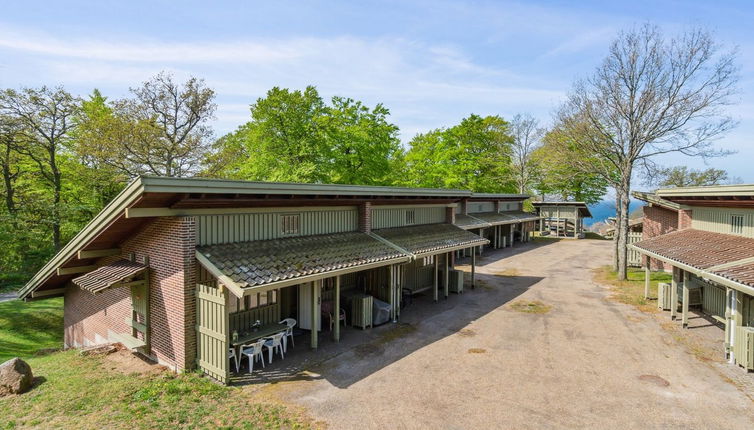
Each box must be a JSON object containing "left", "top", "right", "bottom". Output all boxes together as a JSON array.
[
  {"left": 262, "top": 332, "right": 286, "bottom": 363},
  {"left": 241, "top": 339, "right": 266, "bottom": 374},
  {"left": 229, "top": 347, "right": 240, "bottom": 373},
  {"left": 279, "top": 318, "right": 297, "bottom": 352}
]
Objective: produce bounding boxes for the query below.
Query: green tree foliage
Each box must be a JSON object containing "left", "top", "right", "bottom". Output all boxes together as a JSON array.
[
  {"left": 399, "top": 114, "right": 515, "bottom": 192},
  {"left": 655, "top": 166, "right": 733, "bottom": 188},
  {"left": 532, "top": 126, "right": 610, "bottom": 205},
  {"left": 75, "top": 73, "right": 217, "bottom": 178},
  {"left": 207, "top": 86, "right": 402, "bottom": 185}
]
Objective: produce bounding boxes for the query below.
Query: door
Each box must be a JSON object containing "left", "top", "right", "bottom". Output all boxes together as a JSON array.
[
  {"left": 196, "top": 282, "right": 229, "bottom": 384},
  {"left": 298, "top": 282, "right": 321, "bottom": 331}
]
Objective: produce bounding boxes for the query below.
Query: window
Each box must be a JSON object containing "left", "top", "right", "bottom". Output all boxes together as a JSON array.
[
  {"left": 422, "top": 255, "right": 434, "bottom": 266},
  {"left": 406, "top": 209, "right": 416, "bottom": 225},
  {"left": 731, "top": 214, "right": 744, "bottom": 234},
  {"left": 281, "top": 214, "right": 300, "bottom": 235},
  {"left": 240, "top": 290, "right": 278, "bottom": 311}
]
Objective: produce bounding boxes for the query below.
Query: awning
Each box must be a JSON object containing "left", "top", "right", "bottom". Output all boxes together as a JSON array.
[
  {"left": 72, "top": 259, "right": 147, "bottom": 294},
  {"left": 196, "top": 232, "right": 410, "bottom": 296},
  {"left": 630, "top": 229, "right": 754, "bottom": 295},
  {"left": 454, "top": 214, "right": 490, "bottom": 230},
  {"left": 373, "top": 223, "right": 489, "bottom": 257},
  {"left": 466, "top": 211, "right": 540, "bottom": 226}
]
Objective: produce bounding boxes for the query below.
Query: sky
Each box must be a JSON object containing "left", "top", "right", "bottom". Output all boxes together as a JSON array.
[{"left": 1, "top": 0, "right": 753, "bottom": 186}]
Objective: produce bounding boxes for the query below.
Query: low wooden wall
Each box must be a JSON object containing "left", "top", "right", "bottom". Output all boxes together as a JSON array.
[{"left": 229, "top": 303, "right": 281, "bottom": 332}]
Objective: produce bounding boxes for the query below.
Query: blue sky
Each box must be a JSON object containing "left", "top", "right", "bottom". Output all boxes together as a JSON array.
[{"left": 1, "top": 0, "right": 752, "bottom": 185}]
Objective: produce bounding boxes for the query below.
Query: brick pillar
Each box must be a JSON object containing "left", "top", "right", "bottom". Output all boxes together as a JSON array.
[
  {"left": 678, "top": 209, "right": 692, "bottom": 230},
  {"left": 446, "top": 206, "right": 456, "bottom": 224},
  {"left": 359, "top": 202, "right": 372, "bottom": 233}
]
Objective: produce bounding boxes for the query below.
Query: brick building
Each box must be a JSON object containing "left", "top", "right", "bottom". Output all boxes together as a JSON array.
[{"left": 20, "top": 176, "right": 538, "bottom": 382}]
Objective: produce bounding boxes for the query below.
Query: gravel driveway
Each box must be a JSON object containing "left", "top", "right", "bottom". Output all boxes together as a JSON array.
[{"left": 277, "top": 239, "right": 754, "bottom": 429}]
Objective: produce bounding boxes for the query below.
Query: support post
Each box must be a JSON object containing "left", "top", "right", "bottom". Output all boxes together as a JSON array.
[
  {"left": 433, "top": 254, "right": 439, "bottom": 302},
  {"left": 682, "top": 272, "right": 690, "bottom": 328},
  {"left": 311, "top": 280, "right": 319, "bottom": 349},
  {"left": 493, "top": 226, "right": 498, "bottom": 249},
  {"left": 644, "top": 260, "right": 651, "bottom": 300},
  {"left": 471, "top": 249, "right": 476, "bottom": 289},
  {"left": 724, "top": 287, "right": 732, "bottom": 359},
  {"left": 334, "top": 276, "right": 341, "bottom": 342},
  {"left": 444, "top": 252, "right": 449, "bottom": 299},
  {"left": 479, "top": 228, "right": 484, "bottom": 255},
  {"left": 389, "top": 265, "right": 396, "bottom": 322},
  {"left": 670, "top": 267, "right": 679, "bottom": 320}
]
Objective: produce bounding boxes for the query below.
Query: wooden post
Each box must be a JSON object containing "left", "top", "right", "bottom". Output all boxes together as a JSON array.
[
  {"left": 334, "top": 276, "right": 341, "bottom": 342},
  {"left": 433, "top": 254, "right": 439, "bottom": 302},
  {"left": 389, "top": 265, "right": 396, "bottom": 322},
  {"left": 724, "top": 287, "right": 732, "bottom": 358},
  {"left": 644, "top": 260, "right": 651, "bottom": 300},
  {"left": 471, "top": 249, "right": 476, "bottom": 289},
  {"left": 493, "top": 226, "right": 498, "bottom": 249},
  {"left": 311, "top": 281, "right": 319, "bottom": 349},
  {"left": 670, "top": 267, "right": 679, "bottom": 320},
  {"left": 479, "top": 228, "right": 484, "bottom": 255},
  {"left": 682, "top": 272, "right": 690, "bottom": 328},
  {"left": 444, "top": 252, "right": 449, "bottom": 299}
]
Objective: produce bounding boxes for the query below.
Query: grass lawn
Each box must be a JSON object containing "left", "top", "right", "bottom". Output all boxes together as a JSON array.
[
  {"left": 0, "top": 299, "right": 315, "bottom": 429},
  {"left": 593, "top": 265, "right": 672, "bottom": 312}
]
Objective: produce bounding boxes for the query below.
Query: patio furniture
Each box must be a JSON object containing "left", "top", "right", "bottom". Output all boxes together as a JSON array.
[
  {"left": 229, "top": 347, "right": 240, "bottom": 373},
  {"left": 321, "top": 301, "right": 346, "bottom": 332},
  {"left": 279, "top": 318, "right": 297, "bottom": 352},
  {"left": 241, "top": 339, "right": 266, "bottom": 374},
  {"left": 262, "top": 332, "right": 286, "bottom": 363}
]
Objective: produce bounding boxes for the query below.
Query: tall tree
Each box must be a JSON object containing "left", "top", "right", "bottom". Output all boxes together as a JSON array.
[
  {"left": 0, "top": 86, "right": 79, "bottom": 250},
  {"left": 400, "top": 114, "right": 515, "bottom": 192},
  {"left": 0, "top": 114, "right": 23, "bottom": 216},
  {"left": 510, "top": 114, "right": 544, "bottom": 194},
  {"left": 207, "top": 86, "right": 402, "bottom": 185},
  {"left": 76, "top": 72, "right": 216, "bottom": 177},
  {"left": 655, "top": 166, "right": 733, "bottom": 188},
  {"left": 558, "top": 24, "right": 738, "bottom": 279}
]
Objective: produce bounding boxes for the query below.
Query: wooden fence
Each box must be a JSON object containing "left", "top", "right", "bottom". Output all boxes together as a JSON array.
[
  {"left": 627, "top": 232, "right": 642, "bottom": 267},
  {"left": 196, "top": 282, "right": 229, "bottom": 384}
]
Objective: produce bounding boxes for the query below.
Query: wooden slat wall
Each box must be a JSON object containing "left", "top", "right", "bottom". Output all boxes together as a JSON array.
[
  {"left": 467, "top": 202, "right": 495, "bottom": 213},
  {"left": 627, "top": 232, "right": 642, "bottom": 267},
  {"left": 196, "top": 282, "right": 229, "bottom": 384},
  {"left": 700, "top": 281, "right": 726, "bottom": 318},
  {"left": 402, "top": 259, "right": 434, "bottom": 292},
  {"left": 372, "top": 206, "right": 445, "bottom": 229},
  {"left": 197, "top": 209, "right": 359, "bottom": 245},
  {"left": 229, "top": 303, "right": 281, "bottom": 332},
  {"left": 692, "top": 207, "right": 754, "bottom": 238}
]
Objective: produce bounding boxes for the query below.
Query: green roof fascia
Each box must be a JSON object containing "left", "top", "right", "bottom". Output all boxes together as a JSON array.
[
  {"left": 140, "top": 176, "right": 472, "bottom": 198},
  {"left": 656, "top": 183, "right": 754, "bottom": 197},
  {"left": 631, "top": 191, "right": 681, "bottom": 211}
]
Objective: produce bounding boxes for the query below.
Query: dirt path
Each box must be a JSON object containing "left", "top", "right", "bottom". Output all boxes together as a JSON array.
[
  {"left": 277, "top": 239, "right": 754, "bottom": 429},
  {"left": 0, "top": 292, "right": 17, "bottom": 303}
]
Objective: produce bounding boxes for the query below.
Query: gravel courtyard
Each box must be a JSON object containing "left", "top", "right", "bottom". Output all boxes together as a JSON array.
[{"left": 268, "top": 239, "right": 754, "bottom": 429}]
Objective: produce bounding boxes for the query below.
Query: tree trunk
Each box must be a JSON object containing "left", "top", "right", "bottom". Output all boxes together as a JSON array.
[
  {"left": 612, "top": 191, "right": 621, "bottom": 272},
  {"left": 616, "top": 181, "right": 631, "bottom": 280},
  {"left": 51, "top": 150, "right": 62, "bottom": 251}
]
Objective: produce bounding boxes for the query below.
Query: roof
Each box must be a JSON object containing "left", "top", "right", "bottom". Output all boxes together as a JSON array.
[
  {"left": 454, "top": 213, "right": 491, "bottom": 230},
  {"left": 18, "top": 176, "right": 492, "bottom": 300},
  {"left": 373, "top": 223, "right": 489, "bottom": 256},
  {"left": 72, "top": 260, "right": 147, "bottom": 294},
  {"left": 532, "top": 202, "right": 592, "bottom": 218},
  {"left": 653, "top": 184, "right": 754, "bottom": 208},
  {"left": 197, "top": 232, "right": 408, "bottom": 292},
  {"left": 467, "top": 211, "right": 540, "bottom": 225},
  {"left": 631, "top": 191, "right": 680, "bottom": 211},
  {"left": 631, "top": 229, "right": 754, "bottom": 294}
]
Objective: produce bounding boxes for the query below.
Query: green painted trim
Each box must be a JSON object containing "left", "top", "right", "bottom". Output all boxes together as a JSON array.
[
  {"left": 657, "top": 183, "right": 754, "bottom": 197},
  {"left": 195, "top": 251, "right": 246, "bottom": 298},
  {"left": 126, "top": 205, "right": 360, "bottom": 218},
  {"left": 631, "top": 191, "right": 681, "bottom": 211},
  {"left": 77, "top": 248, "right": 121, "bottom": 259},
  {"left": 57, "top": 265, "right": 99, "bottom": 276}
]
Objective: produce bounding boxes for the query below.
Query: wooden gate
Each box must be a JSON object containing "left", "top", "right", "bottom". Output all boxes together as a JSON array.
[
  {"left": 627, "top": 232, "right": 642, "bottom": 267},
  {"left": 196, "top": 282, "right": 229, "bottom": 384}
]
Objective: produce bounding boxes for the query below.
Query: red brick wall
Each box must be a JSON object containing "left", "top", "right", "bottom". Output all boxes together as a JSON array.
[
  {"left": 445, "top": 206, "right": 456, "bottom": 224},
  {"left": 63, "top": 216, "right": 196, "bottom": 371},
  {"left": 359, "top": 202, "right": 372, "bottom": 233},
  {"left": 642, "top": 205, "right": 679, "bottom": 271},
  {"left": 678, "top": 209, "right": 693, "bottom": 230}
]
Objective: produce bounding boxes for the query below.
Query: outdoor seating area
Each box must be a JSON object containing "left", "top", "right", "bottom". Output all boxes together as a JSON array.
[{"left": 229, "top": 318, "right": 297, "bottom": 375}]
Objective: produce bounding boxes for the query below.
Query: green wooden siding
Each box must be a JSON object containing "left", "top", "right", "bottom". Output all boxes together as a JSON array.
[
  {"left": 372, "top": 206, "right": 445, "bottom": 229},
  {"left": 699, "top": 280, "right": 726, "bottom": 318},
  {"left": 467, "top": 202, "right": 495, "bottom": 213},
  {"left": 402, "top": 258, "right": 435, "bottom": 292},
  {"left": 196, "top": 282, "right": 229, "bottom": 384},
  {"left": 691, "top": 207, "right": 754, "bottom": 238},
  {"left": 196, "top": 208, "right": 359, "bottom": 245},
  {"left": 229, "top": 302, "right": 281, "bottom": 332}
]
